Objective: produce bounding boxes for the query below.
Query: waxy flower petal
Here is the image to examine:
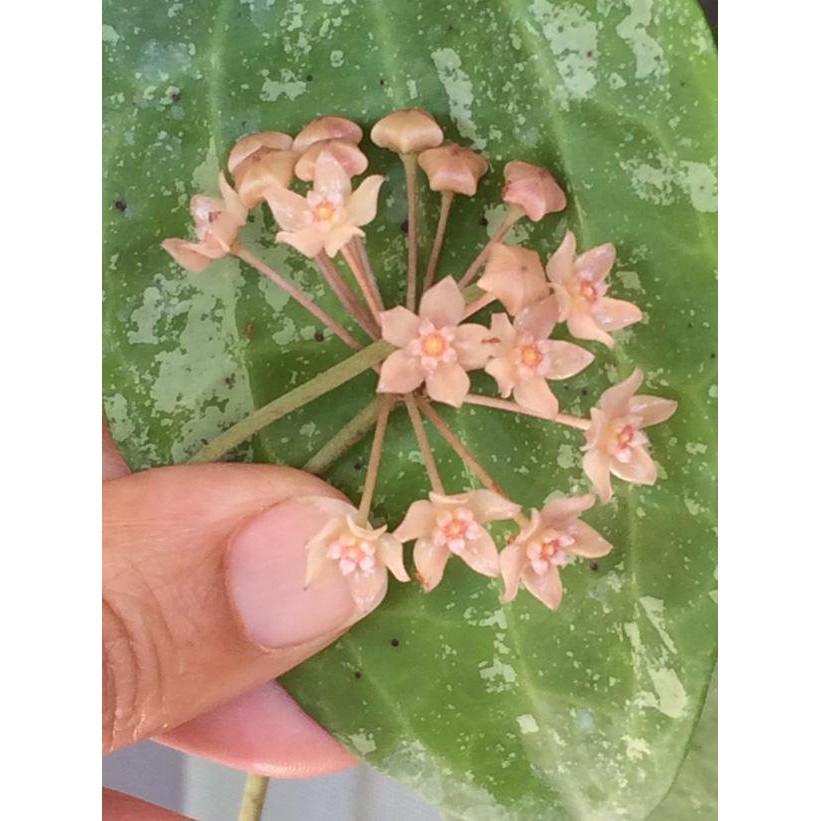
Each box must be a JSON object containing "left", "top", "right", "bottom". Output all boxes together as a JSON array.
[
  {"left": 233, "top": 149, "right": 298, "bottom": 209},
  {"left": 418, "top": 143, "right": 489, "bottom": 196},
  {"left": 162, "top": 174, "right": 247, "bottom": 272},
  {"left": 500, "top": 493, "right": 612, "bottom": 609},
  {"left": 502, "top": 161, "right": 567, "bottom": 221},
  {"left": 293, "top": 115, "right": 363, "bottom": 152},
  {"left": 302, "top": 496, "right": 409, "bottom": 611},
  {"left": 394, "top": 491, "right": 521, "bottom": 591},
  {"left": 295, "top": 139, "right": 368, "bottom": 181},
  {"left": 228, "top": 131, "right": 294, "bottom": 172},
  {"left": 265, "top": 152, "right": 384, "bottom": 259},
  {"left": 546, "top": 231, "right": 642, "bottom": 349},
  {"left": 378, "top": 277, "right": 491, "bottom": 407},
  {"left": 582, "top": 369, "right": 678, "bottom": 502},
  {"left": 483, "top": 313, "right": 594, "bottom": 418}
]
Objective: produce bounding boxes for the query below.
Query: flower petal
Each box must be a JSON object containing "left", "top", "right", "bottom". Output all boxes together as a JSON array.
[
  {"left": 345, "top": 175, "right": 385, "bottom": 226},
  {"left": 499, "top": 542, "right": 527, "bottom": 602},
  {"left": 541, "top": 494, "right": 596, "bottom": 524},
  {"left": 629, "top": 395, "right": 678, "bottom": 427},
  {"left": 348, "top": 567, "right": 388, "bottom": 611},
  {"left": 459, "top": 529, "right": 500, "bottom": 578},
  {"left": 583, "top": 449, "right": 613, "bottom": 503},
  {"left": 218, "top": 173, "right": 248, "bottom": 223},
  {"left": 543, "top": 340, "right": 595, "bottom": 380},
  {"left": 394, "top": 499, "right": 436, "bottom": 543},
  {"left": 419, "top": 277, "right": 464, "bottom": 328},
  {"left": 425, "top": 361, "right": 470, "bottom": 407},
  {"left": 413, "top": 540, "right": 451, "bottom": 592},
  {"left": 600, "top": 369, "right": 644, "bottom": 417},
  {"left": 454, "top": 323, "right": 493, "bottom": 369},
  {"left": 575, "top": 242, "right": 616, "bottom": 282},
  {"left": 513, "top": 378, "right": 559, "bottom": 418},
  {"left": 324, "top": 225, "right": 363, "bottom": 258},
  {"left": 485, "top": 356, "right": 517, "bottom": 397},
  {"left": 313, "top": 152, "right": 352, "bottom": 199},
  {"left": 276, "top": 227, "right": 326, "bottom": 259},
  {"left": 595, "top": 297, "right": 642, "bottom": 331},
  {"left": 569, "top": 521, "right": 613, "bottom": 558},
  {"left": 488, "top": 312, "right": 517, "bottom": 346},
  {"left": 477, "top": 244, "right": 549, "bottom": 315},
  {"left": 610, "top": 446, "right": 658, "bottom": 486},
  {"left": 162, "top": 239, "right": 214, "bottom": 272},
  {"left": 467, "top": 489, "right": 521, "bottom": 523},
  {"left": 378, "top": 534, "right": 410, "bottom": 582},
  {"left": 377, "top": 350, "right": 425, "bottom": 394},
  {"left": 515, "top": 296, "right": 559, "bottom": 337},
  {"left": 304, "top": 540, "right": 340, "bottom": 588},
  {"left": 566, "top": 307, "right": 615, "bottom": 348},
  {"left": 545, "top": 231, "right": 577, "bottom": 286},
  {"left": 379, "top": 306, "right": 421, "bottom": 347},
  {"left": 264, "top": 183, "right": 311, "bottom": 231},
  {"left": 523, "top": 564, "right": 563, "bottom": 610}
]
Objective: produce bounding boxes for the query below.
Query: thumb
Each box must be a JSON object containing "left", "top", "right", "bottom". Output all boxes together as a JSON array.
[{"left": 103, "top": 462, "right": 369, "bottom": 753}]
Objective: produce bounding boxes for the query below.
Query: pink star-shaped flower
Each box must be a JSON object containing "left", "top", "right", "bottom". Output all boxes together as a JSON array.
[
  {"left": 476, "top": 244, "right": 552, "bottom": 316},
  {"left": 264, "top": 152, "right": 384, "bottom": 258},
  {"left": 546, "top": 230, "right": 642, "bottom": 348},
  {"left": 303, "top": 497, "right": 409, "bottom": 611},
  {"left": 394, "top": 490, "right": 521, "bottom": 591},
  {"left": 500, "top": 494, "right": 612, "bottom": 610},
  {"left": 377, "top": 277, "right": 492, "bottom": 407},
  {"left": 162, "top": 174, "right": 247, "bottom": 272},
  {"left": 484, "top": 313, "right": 594, "bottom": 418},
  {"left": 583, "top": 369, "right": 678, "bottom": 503}
]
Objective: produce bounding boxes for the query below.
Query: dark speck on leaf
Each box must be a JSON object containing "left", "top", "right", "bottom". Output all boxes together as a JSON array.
[
  {"left": 478, "top": 216, "right": 488, "bottom": 227},
  {"left": 314, "top": 331, "right": 325, "bottom": 342},
  {"left": 379, "top": 78, "right": 386, "bottom": 87},
  {"left": 353, "top": 462, "right": 363, "bottom": 471},
  {"left": 170, "top": 91, "right": 181, "bottom": 103},
  {"left": 245, "top": 321, "right": 254, "bottom": 339},
  {"left": 114, "top": 200, "right": 127, "bottom": 213},
  {"left": 390, "top": 638, "right": 400, "bottom": 647},
  {"left": 306, "top": 74, "right": 314, "bottom": 82},
  {"left": 590, "top": 562, "right": 599, "bottom": 572},
  {"left": 687, "top": 322, "right": 694, "bottom": 329},
  {"left": 710, "top": 352, "right": 716, "bottom": 359},
  {"left": 353, "top": 671, "right": 362, "bottom": 679},
  {"left": 586, "top": 50, "right": 594, "bottom": 58},
  {"left": 400, "top": 220, "right": 409, "bottom": 234},
  {"left": 581, "top": 388, "right": 588, "bottom": 396}
]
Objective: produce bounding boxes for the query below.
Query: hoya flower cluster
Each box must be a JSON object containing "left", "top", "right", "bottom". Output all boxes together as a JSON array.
[{"left": 164, "top": 109, "right": 677, "bottom": 612}]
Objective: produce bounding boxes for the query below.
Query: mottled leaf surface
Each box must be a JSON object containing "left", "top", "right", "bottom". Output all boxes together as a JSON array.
[{"left": 103, "top": 0, "right": 717, "bottom": 817}]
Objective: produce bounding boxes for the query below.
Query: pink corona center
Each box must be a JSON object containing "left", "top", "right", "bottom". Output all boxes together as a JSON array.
[
  {"left": 408, "top": 319, "right": 457, "bottom": 372},
  {"left": 327, "top": 533, "right": 377, "bottom": 576},
  {"left": 432, "top": 507, "right": 483, "bottom": 554},
  {"left": 608, "top": 416, "right": 648, "bottom": 463},
  {"left": 307, "top": 191, "right": 344, "bottom": 226},
  {"left": 513, "top": 335, "right": 551, "bottom": 379},
  {"left": 525, "top": 527, "right": 574, "bottom": 574},
  {"left": 577, "top": 275, "right": 607, "bottom": 304}
]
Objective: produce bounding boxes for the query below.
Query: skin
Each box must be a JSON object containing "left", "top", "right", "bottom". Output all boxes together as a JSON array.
[{"left": 102, "top": 424, "right": 360, "bottom": 818}]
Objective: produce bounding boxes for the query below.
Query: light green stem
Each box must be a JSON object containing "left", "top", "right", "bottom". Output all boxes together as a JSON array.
[
  {"left": 238, "top": 774, "right": 269, "bottom": 821},
  {"left": 303, "top": 399, "right": 380, "bottom": 474},
  {"left": 188, "top": 340, "right": 393, "bottom": 463}
]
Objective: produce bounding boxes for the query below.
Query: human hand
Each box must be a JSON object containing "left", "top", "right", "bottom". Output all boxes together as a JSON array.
[{"left": 102, "top": 424, "right": 363, "bottom": 819}]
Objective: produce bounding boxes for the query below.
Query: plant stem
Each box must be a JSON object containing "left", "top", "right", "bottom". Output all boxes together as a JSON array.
[
  {"left": 238, "top": 774, "right": 269, "bottom": 821},
  {"left": 314, "top": 252, "right": 380, "bottom": 338},
  {"left": 401, "top": 153, "right": 419, "bottom": 310},
  {"left": 341, "top": 242, "right": 383, "bottom": 320},
  {"left": 234, "top": 244, "right": 362, "bottom": 351},
  {"left": 357, "top": 396, "right": 394, "bottom": 521},
  {"left": 417, "top": 400, "right": 503, "bottom": 494},
  {"left": 353, "top": 236, "right": 384, "bottom": 313},
  {"left": 462, "top": 291, "right": 495, "bottom": 320},
  {"left": 422, "top": 191, "right": 454, "bottom": 293},
  {"left": 188, "top": 340, "right": 394, "bottom": 463},
  {"left": 403, "top": 394, "right": 444, "bottom": 493},
  {"left": 458, "top": 205, "right": 524, "bottom": 289},
  {"left": 303, "top": 399, "right": 380, "bottom": 474},
  {"left": 463, "top": 394, "right": 591, "bottom": 431}
]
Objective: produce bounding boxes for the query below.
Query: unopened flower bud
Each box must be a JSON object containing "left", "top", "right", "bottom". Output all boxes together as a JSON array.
[
  {"left": 294, "top": 139, "right": 368, "bottom": 182},
  {"left": 227, "top": 131, "right": 293, "bottom": 173},
  {"left": 418, "top": 143, "right": 489, "bottom": 196},
  {"left": 293, "top": 116, "right": 363, "bottom": 152},
  {"left": 502, "top": 161, "right": 567, "bottom": 221},
  {"left": 370, "top": 108, "right": 444, "bottom": 155},
  {"left": 233, "top": 149, "right": 298, "bottom": 209}
]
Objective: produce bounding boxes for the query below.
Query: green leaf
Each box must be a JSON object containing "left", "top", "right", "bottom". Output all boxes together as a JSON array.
[{"left": 103, "top": 0, "right": 716, "bottom": 818}]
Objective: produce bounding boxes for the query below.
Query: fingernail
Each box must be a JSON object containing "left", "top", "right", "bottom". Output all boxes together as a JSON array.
[{"left": 228, "top": 499, "right": 357, "bottom": 649}]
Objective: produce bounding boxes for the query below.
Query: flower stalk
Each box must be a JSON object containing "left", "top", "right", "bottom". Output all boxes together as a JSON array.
[
  {"left": 303, "top": 399, "right": 380, "bottom": 475},
  {"left": 341, "top": 242, "right": 384, "bottom": 320},
  {"left": 357, "top": 396, "right": 394, "bottom": 521},
  {"left": 404, "top": 394, "right": 444, "bottom": 493},
  {"left": 238, "top": 774, "right": 269, "bottom": 821},
  {"left": 458, "top": 204, "right": 524, "bottom": 288},
  {"left": 314, "top": 252, "right": 380, "bottom": 338},
  {"left": 402, "top": 153, "right": 420, "bottom": 309},
  {"left": 463, "top": 393, "right": 591, "bottom": 431},
  {"left": 422, "top": 190, "right": 454, "bottom": 292}
]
